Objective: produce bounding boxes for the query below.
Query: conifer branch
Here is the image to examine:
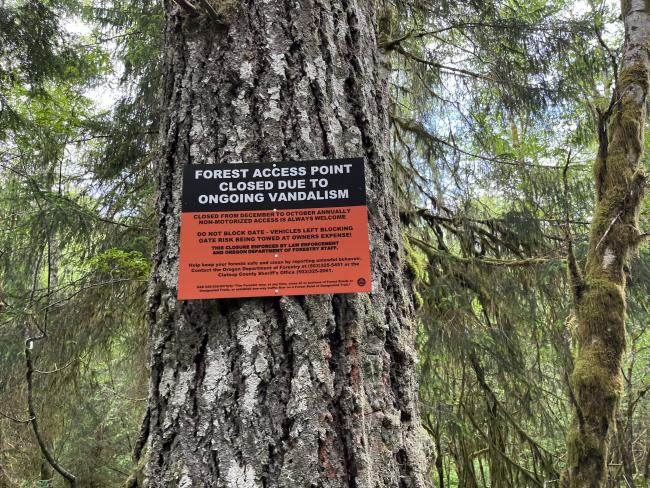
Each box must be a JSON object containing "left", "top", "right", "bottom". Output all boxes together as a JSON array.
[
  {"left": 172, "top": 0, "right": 199, "bottom": 16},
  {"left": 468, "top": 353, "right": 559, "bottom": 476},
  {"left": 196, "top": 0, "right": 221, "bottom": 22},
  {"left": 562, "top": 152, "right": 583, "bottom": 300},
  {"left": 461, "top": 402, "right": 545, "bottom": 487},
  {"left": 392, "top": 116, "right": 590, "bottom": 171},
  {"left": 0, "top": 410, "right": 34, "bottom": 424},
  {"left": 409, "top": 235, "right": 558, "bottom": 267}
]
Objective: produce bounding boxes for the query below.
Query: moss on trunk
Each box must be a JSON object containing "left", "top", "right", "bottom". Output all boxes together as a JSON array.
[{"left": 563, "top": 5, "right": 650, "bottom": 483}]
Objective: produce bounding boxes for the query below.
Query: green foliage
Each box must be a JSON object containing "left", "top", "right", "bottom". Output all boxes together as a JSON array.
[
  {"left": 386, "top": 0, "right": 650, "bottom": 486},
  {"left": 88, "top": 249, "right": 150, "bottom": 279},
  {"left": 0, "top": 0, "right": 159, "bottom": 486}
]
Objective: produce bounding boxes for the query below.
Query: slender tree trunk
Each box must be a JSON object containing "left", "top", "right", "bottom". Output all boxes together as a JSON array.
[
  {"left": 617, "top": 363, "right": 636, "bottom": 488},
  {"left": 138, "top": 1, "right": 431, "bottom": 486},
  {"left": 0, "top": 429, "right": 9, "bottom": 488},
  {"left": 643, "top": 428, "right": 650, "bottom": 480},
  {"left": 615, "top": 416, "right": 635, "bottom": 488},
  {"left": 563, "top": 1, "right": 650, "bottom": 486},
  {"left": 433, "top": 415, "right": 445, "bottom": 488}
]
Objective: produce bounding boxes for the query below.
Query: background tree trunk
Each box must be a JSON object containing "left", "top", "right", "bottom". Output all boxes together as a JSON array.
[
  {"left": 138, "top": 0, "right": 431, "bottom": 486},
  {"left": 563, "top": 1, "right": 650, "bottom": 486}
]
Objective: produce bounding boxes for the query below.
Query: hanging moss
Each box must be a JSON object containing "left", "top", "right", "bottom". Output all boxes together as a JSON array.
[{"left": 403, "top": 238, "right": 427, "bottom": 309}]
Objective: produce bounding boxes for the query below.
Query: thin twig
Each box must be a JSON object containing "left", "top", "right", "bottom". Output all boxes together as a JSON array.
[
  {"left": 34, "top": 357, "right": 80, "bottom": 375},
  {"left": 563, "top": 151, "right": 583, "bottom": 297},
  {"left": 595, "top": 211, "right": 623, "bottom": 250},
  {"left": 25, "top": 346, "right": 77, "bottom": 487},
  {"left": 0, "top": 410, "right": 34, "bottom": 424},
  {"left": 173, "top": 0, "right": 199, "bottom": 15},
  {"left": 22, "top": 232, "right": 76, "bottom": 487}
]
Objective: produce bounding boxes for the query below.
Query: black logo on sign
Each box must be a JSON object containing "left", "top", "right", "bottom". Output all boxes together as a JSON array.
[{"left": 357, "top": 278, "right": 366, "bottom": 286}]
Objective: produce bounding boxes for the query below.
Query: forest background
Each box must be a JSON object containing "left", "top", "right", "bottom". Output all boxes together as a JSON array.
[{"left": 0, "top": 0, "right": 649, "bottom": 487}]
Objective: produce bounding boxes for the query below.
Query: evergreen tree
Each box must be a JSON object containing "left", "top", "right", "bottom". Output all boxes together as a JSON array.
[{"left": 136, "top": 1, "right": 431, "bottom": 486}]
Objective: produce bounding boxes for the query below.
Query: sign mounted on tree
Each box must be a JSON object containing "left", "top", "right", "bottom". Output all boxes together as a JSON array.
[{"left": 178, "top": 158, "right": 372, "bottom": 299}]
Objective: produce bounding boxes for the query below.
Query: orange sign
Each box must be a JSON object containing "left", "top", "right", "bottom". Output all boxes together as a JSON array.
[{"left": 178, "top": 159, "right": 371, "bottom": 299}]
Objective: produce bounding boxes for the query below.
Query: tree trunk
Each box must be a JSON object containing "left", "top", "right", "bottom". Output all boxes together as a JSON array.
[
  {"left": 615, "top": 416, "right": 635, "bottom": 488},
  {"left": 138, "top": 1, "right": 431, "bottom": 486},
  {"left": 617, "top": 362, "right": 636, "bottom": 488},
  {"left": 643, "top": 428, "right": 650, "bottom": 486},
  {"left": 563, "top": 1, "right": 650, "bottom": 486}
]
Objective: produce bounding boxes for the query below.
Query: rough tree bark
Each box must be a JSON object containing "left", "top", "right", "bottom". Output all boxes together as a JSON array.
[
  {"left": 136, "top": 0, "right": 431, "bottom": 486},
  {"left": 563, "top": 1, "right": 650, "bottom": 486}
]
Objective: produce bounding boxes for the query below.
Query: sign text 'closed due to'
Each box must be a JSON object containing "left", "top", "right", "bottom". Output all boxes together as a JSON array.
[{"left": 178, "top": 158, "right": 372, "bottom": 299}]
